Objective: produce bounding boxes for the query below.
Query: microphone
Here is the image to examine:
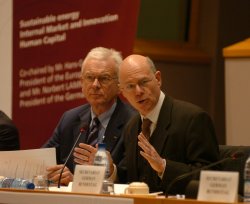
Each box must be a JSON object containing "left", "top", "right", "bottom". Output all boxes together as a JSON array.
[
  {"left": 57, "top": 124, "right": 88, "bottom": 188},
  {"left": 165, "top": 151, "right": 245, "bottom": 196}
]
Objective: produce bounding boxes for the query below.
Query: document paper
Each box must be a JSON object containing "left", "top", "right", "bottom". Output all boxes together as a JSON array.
[{"left": 0, "top": 148, "right": 56, "bottom": 180}]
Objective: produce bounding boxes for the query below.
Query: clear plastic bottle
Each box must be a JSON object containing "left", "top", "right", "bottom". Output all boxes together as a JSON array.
[
  {"left": 0, "top": 177, "right": 35, "bottom": 189},
  {"left": 244, "top": 156, "right": 250, "bottom": 202},
  {"left": 93, "top": 143, "right": 114, "bottom": 194}
]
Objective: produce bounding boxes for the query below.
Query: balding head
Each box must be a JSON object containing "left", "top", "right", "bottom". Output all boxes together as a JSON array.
[
  {"left": 119, "top": 55, "right": 156, "bottom": 80},
  {"left": 119, "top": 54, "right": 161, "bottom": 116}
]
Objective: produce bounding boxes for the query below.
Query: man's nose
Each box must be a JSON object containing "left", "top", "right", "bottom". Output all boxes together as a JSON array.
[
  {"left": 135, "top": 84, "right": 143, "bottom": 94},
  {"left": 92, "top": 78, "right": 101, "bottom": 86}
]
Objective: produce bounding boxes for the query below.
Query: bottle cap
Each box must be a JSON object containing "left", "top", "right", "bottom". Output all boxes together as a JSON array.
[
  {"left": 98, "top": 143, "right": 106, "bottom": 149},
  {"left": 26, "top": 182, "right": 35, "bottom": 189}
]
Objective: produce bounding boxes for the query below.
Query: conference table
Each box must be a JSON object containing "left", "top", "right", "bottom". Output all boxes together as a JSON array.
[{"left": 0, "top": 188, "right": 242, "bottom": 204}]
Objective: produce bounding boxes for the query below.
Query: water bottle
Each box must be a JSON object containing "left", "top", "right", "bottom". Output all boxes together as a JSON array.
[
  {"left": 0, "top": 177, "right": 35, "bottom": 189},
  {"left": 244, "top": 155, "right": 250, "bottom": 202},
  {"left": 93, "top": 143, "right": 114, "bottom": 194}
]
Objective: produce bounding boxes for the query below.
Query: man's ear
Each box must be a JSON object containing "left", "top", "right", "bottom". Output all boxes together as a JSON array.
[{"left": 155, "top": 71, "right": 162, "bottom": 87}]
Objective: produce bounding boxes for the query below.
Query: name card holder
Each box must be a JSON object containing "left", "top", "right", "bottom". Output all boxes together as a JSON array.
[
  {"left": 72, "top": 165, "right": 105, "bottom": 194},
  {"left": 197, "top": 170, "right": 239, "bottom": 203}
]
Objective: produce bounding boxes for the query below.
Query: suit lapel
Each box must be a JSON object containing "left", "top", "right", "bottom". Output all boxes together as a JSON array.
[
  {"left": 72, "top": 105, "right": 91, "bottom": 144},
  {"left": 127, "top": 114, "right": 141, "bottom": 180},
  {"left": 104, "top": 98, "right": 125, "bottom": 152},
  {"left": 150, "top": 96, "right": 173, "bottom": 155}
]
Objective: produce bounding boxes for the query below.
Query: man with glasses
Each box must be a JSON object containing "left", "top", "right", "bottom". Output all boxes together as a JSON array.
[
  {"left": 43, "top": 47, "right": 136, "bottom": 185},
  {"left": 115, "top": 54, "right": 219, "bottom": 195}
]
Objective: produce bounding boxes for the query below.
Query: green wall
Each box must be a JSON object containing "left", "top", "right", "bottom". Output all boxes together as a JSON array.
[{"left": 137, "top": 0, "right": 190, "bottom": 42}]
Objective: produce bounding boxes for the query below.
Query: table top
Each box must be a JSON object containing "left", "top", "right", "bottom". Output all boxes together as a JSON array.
[{"left": 0, "top": 188, "right": 242, "bottom": 204}]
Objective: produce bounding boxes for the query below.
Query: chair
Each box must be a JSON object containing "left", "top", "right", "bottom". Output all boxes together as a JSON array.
[
  {"left": 219, "top": 145, "right": 250, "bottom": 197},
  {"left": 185, "top": 145, "right": 250, "bottom": 199}
]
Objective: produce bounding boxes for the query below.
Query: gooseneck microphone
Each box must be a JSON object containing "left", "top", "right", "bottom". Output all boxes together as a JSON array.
[
  {"left": 58, "top": 124, "right": 88, "bottom": 188},
  {"left": 165, "top": 151, "right": 245, "bottom": 196}
]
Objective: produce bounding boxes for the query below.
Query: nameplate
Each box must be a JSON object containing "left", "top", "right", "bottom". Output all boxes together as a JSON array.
[
  {"left": 197, "top": 170, "right": 239, "bottom": 203},
  {"left": 72, "top": 165, "right": 105, "bottom": 193}
]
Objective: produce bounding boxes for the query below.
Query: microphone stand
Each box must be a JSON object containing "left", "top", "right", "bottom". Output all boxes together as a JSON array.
[{"left": 57, "top": 126, "right": 87, "bottom": 188}]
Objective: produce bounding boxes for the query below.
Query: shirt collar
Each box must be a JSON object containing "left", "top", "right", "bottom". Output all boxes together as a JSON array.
[
  {"left": 90, "top": 100, "right": 117, "bottom": 128},
  {"left": 141, "top": 91, "right": 165, "bottom": 125}
]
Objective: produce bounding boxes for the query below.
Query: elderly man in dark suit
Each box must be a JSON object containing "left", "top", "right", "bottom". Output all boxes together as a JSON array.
[
  {"left": 43, "top": 47, "right": 135, "bottom": 185},
  {"left": 0, "top": 110, "right": 20, "bottom": 151},
  {"left": 115, "top": 54, "right": 219, "bottom": 194}
]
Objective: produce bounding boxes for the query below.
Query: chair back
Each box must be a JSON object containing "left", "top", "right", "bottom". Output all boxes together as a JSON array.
[{"left": 219, "top": 145, "right": 250, "bottom": 196}]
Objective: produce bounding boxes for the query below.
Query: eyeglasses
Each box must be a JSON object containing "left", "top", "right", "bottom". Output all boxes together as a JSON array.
[
  {"left": 82, "top": 74, "right": 117, "bottom": 85},
  {"left": 120, "top": 78, "right": 154, "bottom": 92}
]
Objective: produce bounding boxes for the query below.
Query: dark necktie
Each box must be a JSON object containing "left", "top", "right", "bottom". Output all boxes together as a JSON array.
[
  {"left": 141, "top": 118, "right": 152, "bottom": 140},
  {"left": 87, "top": 117, "right": 100, "bottom": 146}
]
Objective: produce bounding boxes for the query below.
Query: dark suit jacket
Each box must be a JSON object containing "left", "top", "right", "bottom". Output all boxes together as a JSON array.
[
  {"left": 43, "top": 98, "right": 136, "bottom": 173},
  {"left": 118, "top": 95, "right": 219, "bottom": 194},
  {"left": 0, "top": 111, "right": 20, "bottom": 151}
]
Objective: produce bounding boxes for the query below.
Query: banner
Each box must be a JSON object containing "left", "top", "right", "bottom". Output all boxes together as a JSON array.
[{"left": 12, "top": 0, "right": 140, "bottom": 149}]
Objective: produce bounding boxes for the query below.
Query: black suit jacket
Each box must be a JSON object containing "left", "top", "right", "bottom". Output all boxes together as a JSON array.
[
  {"left": 0, "top": 111, "right": 20, "bottom": 151},
  {"left": 118, "top": 95, "right": 219, "bottom": 194},
  {"left": 43, "top": 98, "right": 136, "bottom": 173}
]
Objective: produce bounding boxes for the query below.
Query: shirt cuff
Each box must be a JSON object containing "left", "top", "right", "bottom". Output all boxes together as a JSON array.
[{"left": 109, "top": 164, "right": 117, "bottom": 182}]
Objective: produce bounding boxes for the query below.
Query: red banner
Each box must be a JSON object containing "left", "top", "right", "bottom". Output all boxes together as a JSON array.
[{"left": 12, "top": 0, "right": 140, "bottom": 149}]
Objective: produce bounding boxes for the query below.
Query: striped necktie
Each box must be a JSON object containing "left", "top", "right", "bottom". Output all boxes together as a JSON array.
[{"left": 87, "top": 117, "right": 100, "bottom": 146}]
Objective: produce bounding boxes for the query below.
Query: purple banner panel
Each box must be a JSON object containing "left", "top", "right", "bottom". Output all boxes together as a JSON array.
[{"left": 12, "top": 0, "right": 140, "bottom": 149}]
